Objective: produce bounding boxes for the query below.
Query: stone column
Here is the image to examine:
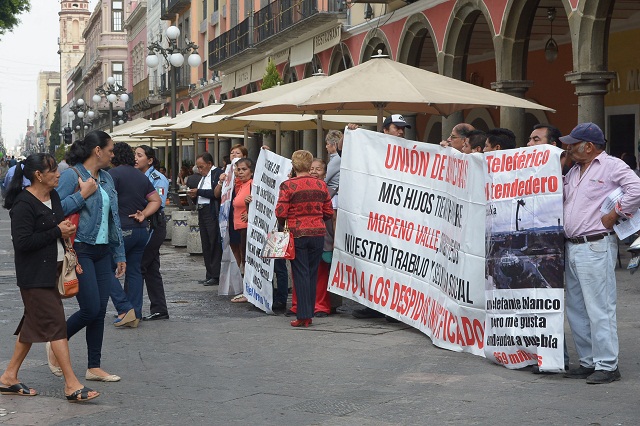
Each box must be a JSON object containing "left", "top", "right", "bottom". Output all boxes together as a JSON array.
[
  {"left": 565, "top": 71, "right": 616, "bottom": 130},
  {"left": 197, "top": 137, "right": 206, "bottom": 159},
  {"left": 302, "top": 130, "right": 316, "bottom": 155},
  {"left": 442, "top": 112, "right": 463, "bottom": 141},
  {"left": 490, "top": 80, "right": 533, "bottom": 147},
  {"left": 403, "top": 115, "right": 417, "bottom": 141}
]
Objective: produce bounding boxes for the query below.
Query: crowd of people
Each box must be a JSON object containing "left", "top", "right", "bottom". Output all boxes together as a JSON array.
[{"left": 0, "top": 114, "right": 638, "bottom": 405}]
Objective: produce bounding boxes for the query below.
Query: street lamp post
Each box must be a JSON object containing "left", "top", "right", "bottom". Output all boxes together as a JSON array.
[
  {"left": 93, "top": 76, "right": 129, "bottom": 133},
  {"left": 145, "top": 25, "right": 201, "bottom": 192},
  {"left": 67, "top": 98, "right": 95, "bottom": 139}
]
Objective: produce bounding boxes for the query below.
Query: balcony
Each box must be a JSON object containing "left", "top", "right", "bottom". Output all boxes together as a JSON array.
[
  {"left": 209, "top": 0, "right": 345, "bottom": 70},
  {"left": 159, "top": 68, "right": 191, "bottom": 96},
  {"left": 160, "top": 0, "right": 190, "bottom": 19}
]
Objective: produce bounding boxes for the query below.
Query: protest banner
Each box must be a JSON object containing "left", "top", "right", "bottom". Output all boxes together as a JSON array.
[
  {"left": 244, "top": 150, "right": 292, "bottom": 313},
  {"left": 218, "top": 162, "right": 243, "bottom": 296},
  {"left": 329, "top": 129, "right": 487, "bottom": 355},
  {"left": 484, "top": 146, "right": 565, "bottom": 371}
]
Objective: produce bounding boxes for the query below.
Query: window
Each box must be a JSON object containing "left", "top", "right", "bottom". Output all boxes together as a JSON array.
[
  {"left": 214, "top": 0, "right": 218, "bottom": 12},
  {"left": 203, "top": 0, "right": 207, "bottom": 18},
  {"left": 112, "top": 62, "right": 124, "bottom": 88},
  {"left": 112, "top": 1, "right": 123, "bottom": 32}
]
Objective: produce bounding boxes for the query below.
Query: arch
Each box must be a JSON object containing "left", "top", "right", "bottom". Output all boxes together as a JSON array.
[
  {"left": 208, "top": 93, "right": 216, "bottom": 105},
  {"left": 573, "top": 0, "right": 615, "bottom": 72},
  {"left": 188, "top": 100, "right": 195, "bottom": 111},
  {"left": 71, "top": 19, "right": 80, "bottom": 42},
  {"left": 423, "top": 115, "right": 443, "bottom": 144},
  {"left": 360, "top": 28, "right": 392, "bottom": 63},
  {"left": 197, "top": 97, "right": 205, "bottom": 109},
  {"left": 328, "top": 43, "right": 354, "bottom": 75},
  {"left": 303, "top": 54, "right": 322, "bottom": 78},
  {"left": 524, "top": 106, "right": 549, "bottom": 127},
  {"left": 397, "top": 13, "right": 438, "bottom": 71},
  {"left": 465, "top": 108, "right": 495, "bottom": 131},
  {"left": 283, "top": 63, "right": 298, "bottom": 83},
  {"left": 442, "top": 1, "right": 495, "bottom": 79},
  {"left": 179, "top": 104, "right": 186, "bottom": 113}
]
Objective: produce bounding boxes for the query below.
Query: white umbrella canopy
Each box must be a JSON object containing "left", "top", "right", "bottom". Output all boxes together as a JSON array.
[
  {"left": 133, "top": 104, "right": 226, "bottom": 138},
  {"left": 109, "top": 118, "right": 150, "bottom": 138},
  {"left": 172, "top": 113, "right": 377, "bottom": 134},
  {"left": 214, "top": 75, "right": 327, "bottom": 116},
  {"left": 232, "top": 57, "right": 555, "bottom": 129}
]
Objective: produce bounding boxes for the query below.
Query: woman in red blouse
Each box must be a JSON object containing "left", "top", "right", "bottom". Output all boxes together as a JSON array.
[{"left": 276, "top": 151, "right": 334, "bottom": 327}]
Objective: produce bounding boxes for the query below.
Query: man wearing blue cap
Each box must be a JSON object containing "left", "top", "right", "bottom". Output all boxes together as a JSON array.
[{"left": 561, "top": 122, "right": 640, "bottom": 384}]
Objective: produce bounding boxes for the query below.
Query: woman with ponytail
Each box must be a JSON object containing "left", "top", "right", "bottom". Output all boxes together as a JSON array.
[{"left": 53, "top": 130, "right": 126, "bottom": 383}]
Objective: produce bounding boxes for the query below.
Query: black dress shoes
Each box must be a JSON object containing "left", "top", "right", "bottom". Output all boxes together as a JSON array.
[
  {"left": 198, "top": 278, "right": 211, "bottom": 284},
  {"left": 203, "top": 279, "right": 219, "bottom": 286},
  {"left": 142, "top": 313, "right": 169, "bottom": 321}
]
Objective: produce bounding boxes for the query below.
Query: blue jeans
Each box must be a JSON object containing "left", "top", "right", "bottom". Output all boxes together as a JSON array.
[
  {"left": 67, "top": 242, "right": 113, "bottom": 369},
  {"left": 565, "top": 235, "right": 619, "bottom": 371},
  {"left": 273, "top": 259, "right": 289, "bottom": 305},
  {"left": 110, "top": 227, "right": 149, "bottom": 318},
  {"left": 290, "top": 236, "right": 324, "bottom": 320}
]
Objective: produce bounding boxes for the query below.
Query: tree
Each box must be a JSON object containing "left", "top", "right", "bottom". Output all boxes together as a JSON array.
[
  {"left": 0, "top": 0, "right": 30, "bottom": 38},
  {"left": 49, "top": 101, "right": 61, "bottom": 153},
  {"left": 261, "top": 59, "right": 283, "bottom": 90},
  {"left": 54, "top": 144, "right": 67, "bottom": 164}
]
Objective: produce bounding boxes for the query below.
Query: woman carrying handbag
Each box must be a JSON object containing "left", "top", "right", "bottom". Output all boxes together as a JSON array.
[
  {"left": 275, "top": 150, "right": 334, "bottom": 327},
  {"left": 0, "top": 153, "right": 99, "bottom": 402}
]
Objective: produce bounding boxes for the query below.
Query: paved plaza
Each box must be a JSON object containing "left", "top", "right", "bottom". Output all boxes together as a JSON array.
[{"left": 0, "top": 206, "right": 639, "bottom": 425}]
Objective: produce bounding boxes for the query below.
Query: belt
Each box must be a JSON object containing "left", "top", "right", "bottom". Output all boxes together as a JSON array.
[
  {"left": 197, "top": 204, "right": 210, "bottom": 210},
  {"left": 566, "top": 231, "right": 615, "bottom": 244}
]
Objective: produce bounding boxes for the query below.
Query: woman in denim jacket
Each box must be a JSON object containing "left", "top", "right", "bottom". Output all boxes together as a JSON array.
[{"left": 54, "top": 130, "right": 126, "bottom": 383}]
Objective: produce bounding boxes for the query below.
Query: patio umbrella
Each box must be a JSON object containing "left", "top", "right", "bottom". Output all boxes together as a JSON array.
[
  {"left": 213, "top": 75, "right": 327, "bottom": 116},
  {"left": 133, "top": 104, "right": 225, "bottom": 138},
  {"left": 109, "top": 118, "right": 150, "bottom": 138},
  {"left": 232, "top": 57, "right": 555, "bottom": 131},
  {"left": 170, "top": 113, "right": 378, "bottom": 153}
]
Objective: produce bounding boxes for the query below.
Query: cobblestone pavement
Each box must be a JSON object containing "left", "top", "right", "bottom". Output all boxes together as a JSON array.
[{"left": 0, "top": 207, "right": 639, "bottom": 425}]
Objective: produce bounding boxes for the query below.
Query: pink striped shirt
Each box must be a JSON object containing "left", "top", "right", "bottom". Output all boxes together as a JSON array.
[{"left": 563, "top": 152, "right": 640, "bottom": 238}]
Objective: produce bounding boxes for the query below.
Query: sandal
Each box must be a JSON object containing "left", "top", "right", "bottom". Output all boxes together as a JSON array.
[
  {"left": 231, "top": 294, "right": 248, "bottom": 303},
  {"left": 0, "top": 382, "right": 37, "bottom": 396},
  {"left": 65, "top": 387, "right": 99, "bottom": 403}
]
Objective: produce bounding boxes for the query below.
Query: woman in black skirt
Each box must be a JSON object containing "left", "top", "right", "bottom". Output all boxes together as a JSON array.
[{"left": 0, "top": 154, "right": 99, "bottom": 403}]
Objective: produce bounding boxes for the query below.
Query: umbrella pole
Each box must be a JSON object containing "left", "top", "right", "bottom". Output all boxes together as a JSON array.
[
  {"left": 244, "top": 125, "right": 249, "bottom": 146},
  {"left": 194, "top": 134, "right": 199, "bottom": 164},
  {"left": 275, "top": 122, "right": 281, "bottom": 155},
  {"left": 316, "top": 112, "right": 324, "bottom": 157},
  {"left": 214, "top": 134, "right": 219, "bottom": 166},
  {"left": 164, "top": 138, "right": 169, "bottom": 170},
  {"left": 374, "top": 103, "right": 386, "bottom": 132}
]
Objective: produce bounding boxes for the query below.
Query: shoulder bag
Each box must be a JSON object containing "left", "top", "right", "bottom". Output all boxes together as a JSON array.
[
  {"left": 261, "top": 221, "right": 295, "bottom": 260},
  {"left": 57, "top": 238, "right": 83, "bottom": 298}
]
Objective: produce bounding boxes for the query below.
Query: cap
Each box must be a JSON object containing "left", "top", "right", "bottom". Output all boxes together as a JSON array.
[
  {"left": 559, "top": 122, "right": 605, "bottom": 146},
  {"left": 383, "top": 114, "right": 411, "bottom": 129}
]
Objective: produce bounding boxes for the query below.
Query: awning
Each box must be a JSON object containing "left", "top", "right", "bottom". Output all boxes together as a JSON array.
[
  {"left": 221, "top": 73, "right": 235, "bottom": 93},
  {"left": 251, "top": 57, "right": 270, "bottom": 83},
  {"left": 272, "top": 49, "right": 289, "bottom": 65},
  {"left": 235, "top": 65, "right": 252, "bottom": 88},
  {"left": 289, "top": 38, "right": 314, "bottom": 67},
  {"left": 314, "top": 26, "right": 341, "bottom": 54}
]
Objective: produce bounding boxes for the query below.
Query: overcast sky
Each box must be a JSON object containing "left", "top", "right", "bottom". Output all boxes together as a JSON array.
[{"left": 0, "top": 0, "right": 98, "bottom": 152}]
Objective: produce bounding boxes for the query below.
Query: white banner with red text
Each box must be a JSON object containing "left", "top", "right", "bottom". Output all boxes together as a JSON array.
[
  {"left": 484, "top": 145, "right": 565, "bottom": 371},
  {"left": 329, "top": 129, "right": 487, "bottom": 356},
  {"left": 329, "top": 129, "right": 564, "bottom": 367},
  {"left": 244, "top": 150, "right": 292, "bottom": 313}
]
